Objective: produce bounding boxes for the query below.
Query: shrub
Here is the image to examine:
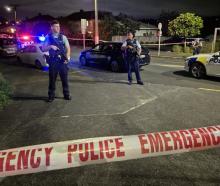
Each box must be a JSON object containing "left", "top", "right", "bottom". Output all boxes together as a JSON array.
[
  {"left": 0, "top": 91, "right": 10, "bottom": 109},
  {"left": 0, "top": 75, "right": 12, "bottom": 109},
  {"left": 201, "top": 42, "right": 212, "bottom": 53},
  {"left": 201, "top": 41, "right": 220, "bottom": 53},
  {"left": 215, "top": 41, "right": 220, "bottom": 52},
  {"left": 184, "top": 46, "right": 193, "bottom": 53},
  {"left": 172, "top": 45, "right": 183, "bottom": 53}
]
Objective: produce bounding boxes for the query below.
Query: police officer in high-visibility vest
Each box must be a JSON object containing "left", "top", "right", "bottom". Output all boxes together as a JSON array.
[
  {"left": 43, "top": 20, "right": 71, "bottom": 102},
  {"left": 192, "top": 38, "right": 203, "bottom": 55},
  {"left": 122, "top": 31, "right": 144, "bottom": 85}
]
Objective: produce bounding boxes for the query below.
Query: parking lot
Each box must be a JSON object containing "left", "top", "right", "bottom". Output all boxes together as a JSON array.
[{"left": 0, "top": 50, "right": 220, "bottom": 185}]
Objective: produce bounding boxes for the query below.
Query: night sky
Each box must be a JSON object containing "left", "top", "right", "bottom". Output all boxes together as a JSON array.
[{"left": 0, "top": 0, "right": 219, "bottom": 20}]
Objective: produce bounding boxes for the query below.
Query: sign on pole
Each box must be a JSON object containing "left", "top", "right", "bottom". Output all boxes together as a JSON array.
[
  {"left": 81, "top": 19, "right": 87, "bottom": 49},
  {"left": 81, "top": 19, "right": 87, "bottom": 34},
  {"left": 158, "top": 22, "right": 162, "bottom": 56},
  {"left": 158, "top": 22, "right": 162, "bottom": 30}
]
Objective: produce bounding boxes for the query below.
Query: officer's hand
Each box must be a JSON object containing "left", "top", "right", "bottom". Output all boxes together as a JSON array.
[
  {"left": 64, "top": 61, "right": 68, "bottom": 64},
  {"left": 127, "top": 46, "right": 133, "bottom": 49},
  {"left": 50, "top": 45, "right": 59, "bottom": 51}
]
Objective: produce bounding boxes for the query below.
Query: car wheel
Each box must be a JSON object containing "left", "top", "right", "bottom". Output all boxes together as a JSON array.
[
  {"left": 110, "top": 60, "right": 120, "bottom": 72},
  {"left": 190, "top": 63, "right": 206, "bottom": 79},
  {"left": 79, "top": 56, "right": 88, "bottom": 66},
  {"left": 35, "top": 60, "right": 42, "bottom": 69}
]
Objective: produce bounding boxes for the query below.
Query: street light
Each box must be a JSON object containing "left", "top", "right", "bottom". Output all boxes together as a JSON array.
[
  {"left": 94, "top": 0, "right": 99, "bottom": 44},
  {"left": 5, "top": 6, "right": 12, "bottom": 12},
  {"left": 5, "top": 5, "right": 17, "bottom": 23}
]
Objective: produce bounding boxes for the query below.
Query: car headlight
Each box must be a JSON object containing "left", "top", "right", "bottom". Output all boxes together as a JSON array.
[{"left": 185, "top": 58, "right": 190, "bottom": 63}]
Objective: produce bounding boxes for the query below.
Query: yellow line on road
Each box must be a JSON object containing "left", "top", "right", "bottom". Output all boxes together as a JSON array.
[{"left": 198, "top": 88, "right": 220, "bottom": 92}]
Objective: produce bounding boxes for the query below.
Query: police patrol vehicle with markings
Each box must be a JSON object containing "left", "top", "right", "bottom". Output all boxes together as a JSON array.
[
  {"left": 185, "top": 51, "right": 220, "bottom": 78},
  {"left": 17, "top": 44, "right": 49, "bottom": 70}
]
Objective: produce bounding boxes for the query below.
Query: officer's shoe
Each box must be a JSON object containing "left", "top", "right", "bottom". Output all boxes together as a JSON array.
[
  {"left": 137, "top": 81, "right": 144, "bottom": 85},
  {"left": 47, "top": 97, "right": 54, "bottom": 103},
  {"left": 128, "top": 81, "right": 132, "bottom": 85},
  {"left": 64, "top": 95, "right": 72, "bottom": 101}
]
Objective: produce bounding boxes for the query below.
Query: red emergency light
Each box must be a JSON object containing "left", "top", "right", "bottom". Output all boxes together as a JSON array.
[{"left": 22, "top": 35, "right": 30, "bottom": 40}]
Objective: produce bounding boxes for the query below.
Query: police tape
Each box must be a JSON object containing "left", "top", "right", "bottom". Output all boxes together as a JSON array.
[
  {"left": 67, "top": 38, "right": 192, "bottom": 46},
  {"left": 68, "top": 38, "right": 96, "bottom": 41},
  {"left": 0, "top": 125, "right": 219, "bottom": 177},
  {"left": 17, "top": 35, "right": 192, "bottom": 47},
  {"left": 142, "top": 42, "right": 192, "bottom": 46}
]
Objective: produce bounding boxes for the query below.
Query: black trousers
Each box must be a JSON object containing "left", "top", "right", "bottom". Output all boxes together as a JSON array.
[
  {"left": 126, "top": 56, "right": 141, "bottom": 82},
  {"left": 48, "top": 62, "right": 70, "bottom": 98},
  {"left": 193, "top": 47, "right": 201, "bottom": 55}
]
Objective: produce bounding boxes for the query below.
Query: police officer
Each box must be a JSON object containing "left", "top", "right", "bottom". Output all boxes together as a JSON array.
[
  {"left": 192, "top": 38, "right": 203, "bottom": 55},
  {"left": 43, "top": 20, "right": 71, "bottom": 102},
  {"left": 122, "top": 31, "right": 144, "bottom": 85}
]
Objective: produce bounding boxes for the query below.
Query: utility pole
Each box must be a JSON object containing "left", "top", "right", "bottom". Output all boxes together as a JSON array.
[
  {"left": 94, "top": 0, "right": 99, "bottom": 44},
  {"left": 212, "top": 28, "right": 220, "bottom": 52}
]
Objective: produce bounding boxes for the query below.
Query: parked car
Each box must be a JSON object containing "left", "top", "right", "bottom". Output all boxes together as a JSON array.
[
  {"left": 17, "top": 44, "right": 49, "bottom": 70},
  {"left": 0, "top": 38, "right": 17, "bottom": 57},
  {"left": 79, "top": 42, "right": 151, "bottom": 72},
  {"left": 184, "top": 51, "right": 220, "bottom": 78}
]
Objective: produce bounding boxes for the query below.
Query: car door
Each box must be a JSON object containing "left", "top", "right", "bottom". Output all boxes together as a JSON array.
[
  {"left": 19, "top": 46, "right": 30, "bottom": 64},
  {"left": 101, "top": 44, "right": 115, "bottom": 64},
  {"left": 86, "top": 44, "right": 106, "bottom": 64},
  {"left": 28, "top": 45, "right": 39, "bottom": 65},
  {"left": 206, "top": 52, "right": 220, "bottom": 76}
]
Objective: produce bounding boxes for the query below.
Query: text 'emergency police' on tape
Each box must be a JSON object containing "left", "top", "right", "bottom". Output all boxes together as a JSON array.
[{"left": 0, "top": 125, "right": 219, "bottom": 177}]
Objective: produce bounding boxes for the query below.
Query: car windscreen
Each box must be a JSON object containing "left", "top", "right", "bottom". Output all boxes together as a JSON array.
[
  {"left": 104, "top": 43, "right": 122, "bottom": 51},
  {"left": 102, "top": 44, "right": 114, "bottom": 52},
  {"left": 39, "top": 46, "right": 44, "bottom": 52},
  {"left": 93, "top": 44, "right": 103, "bottom": 51}
]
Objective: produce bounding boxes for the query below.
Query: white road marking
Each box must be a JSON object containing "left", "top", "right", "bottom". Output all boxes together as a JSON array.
[
  {"left": 73, "top": 96, "right": 158, "bottom": 117},
  {"left": 151, "top": 63, "right": 184, "bottom": 68},
  {"left": 70, "top": 70, "right": 83, "bottom": 74},
  {"left": 198, "top": 88, "right": 220, "bottom": 92},
  {"left": 61, "top": 116, "right": 70, "bottom": 118},
  {"left": 121, "top": 97, "right": 157, "bottom": 114}
]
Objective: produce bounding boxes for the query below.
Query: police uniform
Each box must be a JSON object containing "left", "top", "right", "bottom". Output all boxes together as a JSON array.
[
  {"left": 44, "top": 33, "right": 70, "bottom": 100},
  {"left": 192, "top": 39, "right": 202, "bottom": 55},
  {"left": 122, "top": 39, "right": 143, "bottom": 84}
]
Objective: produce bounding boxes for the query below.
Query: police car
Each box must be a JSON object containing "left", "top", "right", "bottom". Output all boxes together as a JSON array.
[
  {"left": 0, "top": 37, "right": 17, "bottom": 57},
  {"left": 185, "top": 51, "right": 220, "bottom": 78},
  {"left": 17, "top": 44, "right": 49, "bottom": 70},
  {"left": 79, "top": 42, "right": 150, "bottom": 72}
]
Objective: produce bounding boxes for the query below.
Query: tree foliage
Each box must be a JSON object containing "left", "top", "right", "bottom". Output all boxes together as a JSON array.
[
  {"left": 168, "top": 13, "right": 203, "bottom": 38},
  {"left": 99, "top": 15, "right": 120, "bottom": 40},
  {"left": 99, "top": 14, "right": 141, "bottom": 40}
]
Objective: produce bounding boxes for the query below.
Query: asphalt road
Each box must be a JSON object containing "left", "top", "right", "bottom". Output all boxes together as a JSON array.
[{"left": 0, "top": 51, "right": 219, "bottom": 186}]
